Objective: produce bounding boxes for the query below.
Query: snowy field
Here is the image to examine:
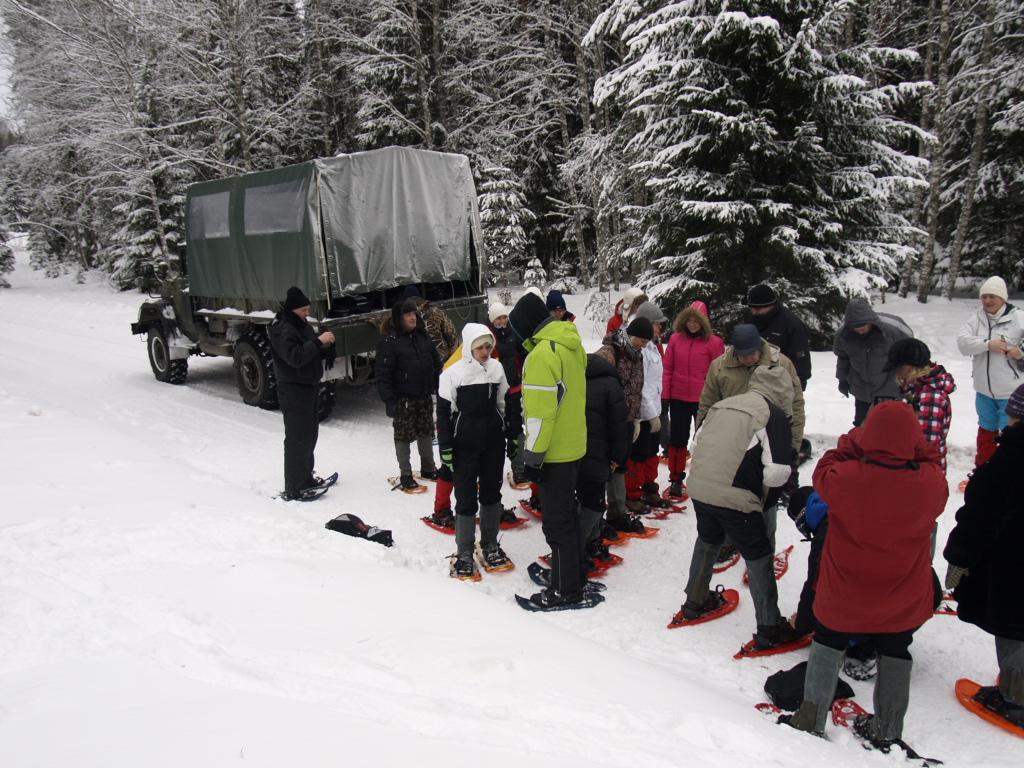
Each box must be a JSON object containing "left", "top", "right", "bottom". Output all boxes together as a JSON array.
[{"left": 0, "top": 237, "right": 1018, "bottom": 767}]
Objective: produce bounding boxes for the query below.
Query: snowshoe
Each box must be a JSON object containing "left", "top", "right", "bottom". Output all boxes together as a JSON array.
[
  {"left": 738, "top": 625, "right": 811, "bottom": 658},
  {"left": 519, "top": 497, "right": 542, "bottom": 520},
  {"left": 449, "top": 553, "right": 481, "bottom": 582},
  {"left": 387, "top": 475, "right": 428, "bottom": 494},
  {"left": 421, "top": 507, "right": 456, "bottom": 534},
  {"left": 308, "top": 472, "right": 339, "bottom": 490},
  {"left": 475, "top": 542, "right": 515, "bottom": 573},
  {"left": 515, "top": 588, "right": 605, "bottom": 612},
  {"left": 742, "top": 545, "right": 794, "bottom": 585},
  {"left": 668, "top": 585, "right": 739, "bottom": 629},
  {"left": 851, "top": 715, "right": 942, "bottom": 766},
  {"left": 506, "top": 471, "right": 532, "bottom": 491},
  {"left": 664, "top": 482, "right": 689, "bottom": 502},
  {"left": 935, "top": 590, "right": 958, "bottom": 616},
  {"left": 526, "top": 562, "right": 606, "bottom": 593},
  {"left": 600, "top": 520, "right": 628, "bottom": 546},
  {"left": 712, "top": 543, "right": 741, "bottom": 573},
  {"left": 499, "top": 507, "right": 528, "bottom": 529},
  {"left": 608, "top": 513, "right": 654, "bottom": 537},
  {"left": 280, "top": 486, "right": 329, "bottom": 502},
  {"left": 956, "top": 678, "right": 1024, "bottom": 737},
  {"left": 843, "top": 653, "right": 878, "bottom": 682}
]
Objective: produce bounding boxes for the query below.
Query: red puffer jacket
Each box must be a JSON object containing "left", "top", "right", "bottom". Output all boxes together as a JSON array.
[
  {"left": 812, "top": 401, "right": 948, "bottom": 633},
  {"left": 662, "top": 301, "right": 725, "bottom": 402}
]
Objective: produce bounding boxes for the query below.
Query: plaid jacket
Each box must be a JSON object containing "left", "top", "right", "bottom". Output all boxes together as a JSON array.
[{"left": 901, "top": 364, "right": 956, "bottom": 472}]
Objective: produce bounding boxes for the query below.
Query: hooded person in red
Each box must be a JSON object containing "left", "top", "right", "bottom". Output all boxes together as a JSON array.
[{"left": 781, "top": 401, "right": 947, "bottom": 751}]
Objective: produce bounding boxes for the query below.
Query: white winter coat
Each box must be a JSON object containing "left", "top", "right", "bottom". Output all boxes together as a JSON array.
[
  {"left": 956, "top": 304, "right": 1024, "bottom": 399},
  {"left": 639, "top": 342, "right": 663, "bottom": 421}
]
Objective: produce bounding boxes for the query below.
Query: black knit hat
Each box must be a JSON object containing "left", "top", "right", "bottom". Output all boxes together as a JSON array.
[
  {"left": 283, "top": 286, "right": 311, "bottom": 310},
  {"left": 884, "top": 337, "right": 931, "bottom": 371},
  {"left": 626, "top": 316, "right": 654, "bottom": 341},
  {"left": 746, "top": 283, "right": 778, "bottom": 307},
  {"left": 509, "top": 292, "right": 550, "bottom": 342}
]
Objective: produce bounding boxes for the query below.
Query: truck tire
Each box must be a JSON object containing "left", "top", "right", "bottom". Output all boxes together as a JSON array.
[
  {"left": 233, "top": 333, "right": 278, "bottom": 409},
  {"left": 148, "top": 327, "right": 188, "bottom": 384},
  {"left": 317, "top": 381, "right": 335, "bottom": 422}
]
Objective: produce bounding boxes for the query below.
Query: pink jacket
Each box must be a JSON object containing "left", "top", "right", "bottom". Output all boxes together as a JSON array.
[{"left": 662, "top": 301, "right": 725, "bottom": 402}]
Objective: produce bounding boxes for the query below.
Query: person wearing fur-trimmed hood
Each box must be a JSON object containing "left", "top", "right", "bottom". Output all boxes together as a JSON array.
[{"left": 437, "top": 323, "right": 520, "bottom": 580}]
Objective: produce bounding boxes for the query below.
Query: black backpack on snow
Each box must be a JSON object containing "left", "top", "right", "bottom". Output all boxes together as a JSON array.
[{"left": 764, "top": 662, "right": 855, "bottom": 711}]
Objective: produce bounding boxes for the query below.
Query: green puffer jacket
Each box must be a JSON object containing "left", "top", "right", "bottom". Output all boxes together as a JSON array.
[{"left": 522, "top": 320, "right": 587, "bottom": 465}]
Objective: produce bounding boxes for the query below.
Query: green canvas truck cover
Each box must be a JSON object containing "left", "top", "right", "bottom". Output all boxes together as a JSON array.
[{"left": 184, "top": 147, "right": 483, "bottom": 311}]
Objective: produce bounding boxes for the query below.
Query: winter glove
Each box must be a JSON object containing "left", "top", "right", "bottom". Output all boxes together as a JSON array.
[
  {"left": 440, "top": 447, "right": 454, "bottom": 473},
  {"left": 632, "top": 420, "right": 641, "bottom": 443},
  {"left": 385, "top": 400, "right": 397, "bottom": 418},
  {"left": 945, "top": 565, "right": 968, "bottom": 591},
  {"left": 648, "top": 416, "right": 661, "bottom": 434},
  {"left": 506, "top": 436, "right": 519, "bottom": 462},
  {"left": 524, "top": 464, "right": 544, "bottom": 484},
  {"left": 838, "top": 381, "right": 849, "bottom": 398},
  {"left": 322, "top": 344, "right": 337, "bottom": 370}
]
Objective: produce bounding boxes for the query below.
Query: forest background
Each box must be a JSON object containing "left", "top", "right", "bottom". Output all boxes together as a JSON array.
[{"left": 0, "top": 0, "right": 1021, "bottom": 340}]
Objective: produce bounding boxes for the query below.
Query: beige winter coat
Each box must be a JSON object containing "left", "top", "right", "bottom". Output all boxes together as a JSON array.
[
  {"left": 696, "top": 339, "right": 805, "bottom": 451},
  {"left": 688, "top": 391, "right": 793, "bottom": 513}
]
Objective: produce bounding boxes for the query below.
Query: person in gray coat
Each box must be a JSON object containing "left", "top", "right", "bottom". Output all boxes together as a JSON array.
[
  {"left": 677, "top": 366, "right": 801, "bottom": 650},
  {"left": 834, "top": 298, "right": 912, "bottom": 426}
]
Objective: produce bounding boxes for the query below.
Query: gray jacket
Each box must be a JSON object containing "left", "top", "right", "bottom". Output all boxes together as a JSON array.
[{"left": 833, "top": 298, "right": 910, "bottom": 403}]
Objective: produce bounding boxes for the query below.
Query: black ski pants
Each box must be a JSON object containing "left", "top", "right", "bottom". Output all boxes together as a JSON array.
[
  {"left": 812, "top": 620, "right": 918, "bottom": 661},
  {"left": 539, "top": 460, "right": 583, "bottom": 600},
  {"left": 453, "top": 435, "right": 504, "bottom": 517},
  {"left": 693, "top": 499, "right": 773, "bottom": 561},
  {"left": 278, "top": 382, "right": 319, "bottom": 494},
  {"left": 668, "top": 400, "right": 699, "bottom": 448}
]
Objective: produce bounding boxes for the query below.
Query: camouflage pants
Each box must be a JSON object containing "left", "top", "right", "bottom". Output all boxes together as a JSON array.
[{"left": 392, "top": 397, "right": 435, "bottom": 443}]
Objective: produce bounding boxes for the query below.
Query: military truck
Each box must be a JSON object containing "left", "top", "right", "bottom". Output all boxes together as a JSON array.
[{"left": 130, "top": 146, "right": 488, "bottom": 420}]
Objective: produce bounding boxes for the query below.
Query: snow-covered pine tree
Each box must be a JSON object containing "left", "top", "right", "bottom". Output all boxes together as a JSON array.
[
  {"left": 940, "top": 0, "right": 1024, "bottom": 294},
  {"left": 523, "top": 256, "right": 548, "bottom": 288},
  {"left": 0, "top": 222, "right": 13, "bottom": 288},
  {"left": 479, "top": 165, "right": 535, "bottom": 296},
  {"left": 591, "top": 0, "right": 928, "bottom": 331}
]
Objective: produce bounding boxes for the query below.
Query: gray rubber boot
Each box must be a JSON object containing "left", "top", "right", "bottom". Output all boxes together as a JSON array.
[
  {"left": 394, "top": 440, "right": 412, "bottom": 476},
  {"left": 996, "top": 636, "right": 1024, "bottom": 704},
  {"left": 606, "top": 473, "right": 626, "bottom": 518},
  {"left": 745, "top": 554, "right": 782, "bottom": 628},
  {"left": 478, "top": 502, "right": 502, "bottom": 548},
  {"left": 763, "top": 504, "right": 778, "bottom": 555},
  {"left": 455, "top": 513, "right": 476, "bottom": 558},
  {"left": 416, "top": 434, "right": 436, "bottom": 473},
  {"left": 578, "top": 505, "right": 603, "bottom": 553},
  {"left": 870, "top": 655, "right": 912, "bottom": 741},
  {"left": 684, "top": 538, "right": 720, "bottom": 605},
  {"left": 789, "top": 641, "right": 845, "bottom": 735}
]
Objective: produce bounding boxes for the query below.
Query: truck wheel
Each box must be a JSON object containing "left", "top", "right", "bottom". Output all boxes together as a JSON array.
[
  {"left": 148, "top": 327, "right": 188, "bottom": 384},
  {"left": 317, "top": 381, "right": 335, "bottom": 422},
  {"left": 233, "top": 334, "right": 278, "bottom": 409}
]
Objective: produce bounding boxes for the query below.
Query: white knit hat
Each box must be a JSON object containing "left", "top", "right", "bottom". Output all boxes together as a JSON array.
[
  {"left": 622, "top": 286, "right": 643, "bottom": 304},
  {"left": 488, "top": 302, "right": 509, "bottom": 323},
  {"left": 979, "top": 276, "right": 1008, "bottom": 301},
  {"left": 523, "top": 286, "right": 543, "bottom": 300}
]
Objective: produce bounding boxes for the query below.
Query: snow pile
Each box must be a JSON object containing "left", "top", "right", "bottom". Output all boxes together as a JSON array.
[{"left": 0, "top": 247, "right": 1018, "bottom": 766}]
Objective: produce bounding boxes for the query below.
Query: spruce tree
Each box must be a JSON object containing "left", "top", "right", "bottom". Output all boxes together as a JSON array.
[
  {"left": 479, "top": 165, "right": 535, "bottom": 293},
  {"left": 592, "top": 0, "right": 927, "bottom": 331}
]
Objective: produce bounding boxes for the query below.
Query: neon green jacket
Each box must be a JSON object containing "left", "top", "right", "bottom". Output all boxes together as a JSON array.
[{"left": 522, "top": 320, "right": 587, "bottom": 465}]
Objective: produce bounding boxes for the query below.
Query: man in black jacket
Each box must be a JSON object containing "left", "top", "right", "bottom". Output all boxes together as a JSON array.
[
  {"left": 376, "top": 298, "right": 442, "bottom": 491},
  {"left": 747, "top": 284, "right": 812, "bottom": 390},
  {"left": 269, "top": 286, "right": 336, "bottom": 501}
]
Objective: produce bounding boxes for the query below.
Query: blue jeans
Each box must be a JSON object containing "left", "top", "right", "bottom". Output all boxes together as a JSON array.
[{"left": 976, "top": 393, "right": 1009, "bottom": 431}]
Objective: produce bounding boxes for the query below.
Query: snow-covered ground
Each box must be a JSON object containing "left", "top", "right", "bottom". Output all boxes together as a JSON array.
[{"left": 0, "top": 238, "right": 1017, "bottom": 767}]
